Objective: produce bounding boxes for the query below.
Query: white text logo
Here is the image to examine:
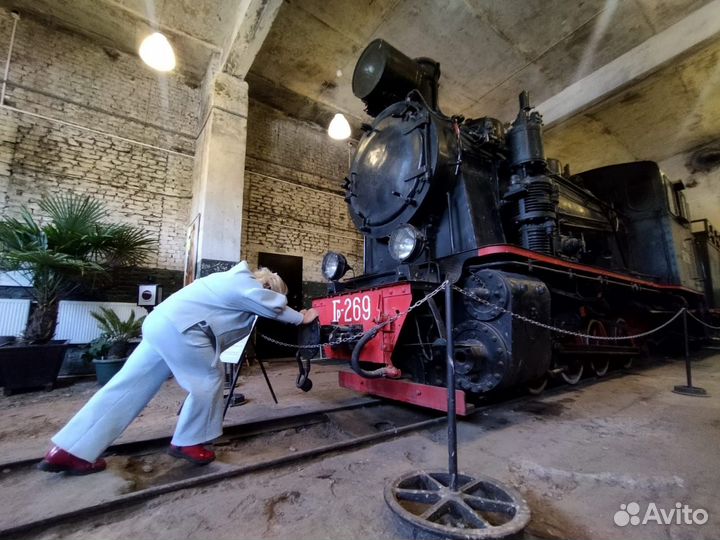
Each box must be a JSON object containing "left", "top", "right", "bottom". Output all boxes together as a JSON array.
[{"left": 614, "top": 502, "right": 708, "bottom": 527}]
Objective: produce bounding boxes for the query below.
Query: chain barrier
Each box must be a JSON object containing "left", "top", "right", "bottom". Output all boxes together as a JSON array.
[
  {"left": 685, "top": 308, "right": 720, "bottom": 331},
  {"left": 452, "top": 284, "right": 685, "bottom": 342},
  {"left": 258, "top": 279, "right": 699, "bottom": 349},
  {"left": 258, "top": 280, "right": 450, "bottom": 349}
]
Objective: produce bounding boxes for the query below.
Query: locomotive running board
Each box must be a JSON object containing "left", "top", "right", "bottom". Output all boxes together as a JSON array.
[{"left": 338, "top": 371, "right": 469, "bottom": 416}]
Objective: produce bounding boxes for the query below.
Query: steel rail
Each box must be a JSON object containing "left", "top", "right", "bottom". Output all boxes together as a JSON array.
[
  {"left": 0, "top": 374, "right": 626, "bottom": 539},
  {"left": 0, "top": 398, "right": 381, "bottom": 470}
]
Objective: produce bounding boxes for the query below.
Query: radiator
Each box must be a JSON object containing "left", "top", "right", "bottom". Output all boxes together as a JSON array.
[
  {"left": 0, "top": 299, "right": 31, "bottom": 337},
  {"left": 54, "top": 301, "right": 148, "bottom": 344}
]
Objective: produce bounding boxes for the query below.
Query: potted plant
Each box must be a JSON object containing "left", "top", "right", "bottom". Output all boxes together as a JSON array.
[
  {"left": 85, "top": 307, "right": 144, "bottom": 385},
  {"left": 0, "top": 194, "right": 155, "bottom": 395}
]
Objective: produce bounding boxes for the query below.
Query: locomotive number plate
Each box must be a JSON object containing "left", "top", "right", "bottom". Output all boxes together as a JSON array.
[{"left": 331, "top": 294, "right": 373, "bottom": 323}]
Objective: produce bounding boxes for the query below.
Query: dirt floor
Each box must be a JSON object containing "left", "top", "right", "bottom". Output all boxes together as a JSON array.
[{"left": 1, "top": 354, "right": 719, "bottom": 539}]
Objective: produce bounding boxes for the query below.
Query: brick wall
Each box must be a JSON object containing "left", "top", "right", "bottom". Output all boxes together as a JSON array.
[
  {"left": 0, "top": 10, "right": 364, "bottom": 302},
  {"left": 242, "top": 99, "right": 363, "bottom": 285},
  {"left": 0, "top": 10, "right": 197, "bottom": 285}
]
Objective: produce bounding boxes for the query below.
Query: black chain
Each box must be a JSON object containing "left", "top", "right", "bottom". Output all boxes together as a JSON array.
[{"left": 259, "top": 281, "right": 691, "bottom": 349}]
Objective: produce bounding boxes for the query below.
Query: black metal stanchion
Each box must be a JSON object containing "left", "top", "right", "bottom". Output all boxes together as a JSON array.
[
  {"left": 445, "top": 280, "right": 459, "bottom": 491},
  {"left": 673, "top": 309, "right": 708, "bottom": 397},
  {"left": 384, "top": 280, "right": 530, "bottom": 539}
]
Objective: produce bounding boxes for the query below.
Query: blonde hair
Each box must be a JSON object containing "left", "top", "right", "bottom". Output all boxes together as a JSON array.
[{"left": 253, "top": 267, "right": 288, "bottom": 295}]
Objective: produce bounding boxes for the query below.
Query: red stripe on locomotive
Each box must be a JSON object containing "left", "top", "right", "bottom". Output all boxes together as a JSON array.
[{"left": 312, "top": 284, "right": 412, "bottom": 365}]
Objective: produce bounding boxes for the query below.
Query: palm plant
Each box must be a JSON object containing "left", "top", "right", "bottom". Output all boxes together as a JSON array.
[
  {"left": 0, "top": 194, "right": 156, "bottom": 343},
  {"left": 88, "top": 307, "right": 145, "bottom": 359},
  {"left": 91, "top": 306, "right": 144, "bottom": 341}
]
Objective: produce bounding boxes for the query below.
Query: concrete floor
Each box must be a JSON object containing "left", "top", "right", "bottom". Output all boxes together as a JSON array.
[{"left": 1, "top": 354, "right": 719, "bottom": 539}]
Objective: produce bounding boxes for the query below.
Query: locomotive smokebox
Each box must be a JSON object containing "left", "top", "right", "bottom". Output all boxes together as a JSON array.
[{"left": 352, "top": 39, "right": 440, "bottom": 117}]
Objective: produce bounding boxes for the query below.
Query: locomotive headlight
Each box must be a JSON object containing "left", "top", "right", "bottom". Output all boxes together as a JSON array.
[
  {"left": 322, "top": 252, "right": 349, "bottom": 281},
  {"left": 389, "top": 224, "right": 423, "bottom": 262}
]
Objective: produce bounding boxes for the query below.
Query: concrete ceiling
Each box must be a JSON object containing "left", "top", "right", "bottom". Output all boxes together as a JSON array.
[
  {"left": 247, "top": 0, "right": 720, "bottom": 168},
  {"left": 0, "top": 0, "right": 230, "bottom": 81},
  {"left": 3, "top": 0, "right": 720, "bottom": 170},
  {"left": 544, "top": 37, "right": 720, "bottom": 172}
]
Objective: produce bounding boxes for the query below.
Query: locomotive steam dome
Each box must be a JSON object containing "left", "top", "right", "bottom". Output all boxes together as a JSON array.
[{"left": 346, "top": 100, "right": 443, "bottom": 238}]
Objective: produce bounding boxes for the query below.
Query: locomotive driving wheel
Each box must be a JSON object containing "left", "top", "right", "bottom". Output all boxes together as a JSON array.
[
  {"left": 586, "top": 320, "right": 610, "bottom": 377},
  {"left": 613, "top": 318, "right": 634, "bottom": 369},
  {"left": 527, "top": 374, "right": 548, "bottom": 395},
  {"left": 560, "top": 360, "right": 583, "bottom": 385}
]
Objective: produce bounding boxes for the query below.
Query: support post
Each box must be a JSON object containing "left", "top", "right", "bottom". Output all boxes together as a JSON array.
[
  {"left": 383, "top": 280, "right": 533, "bottom": 538},
  {"left": 673, "top": 309, "right": 709, "bottom": 397},
  {"left": 445, "top": 281, "right": 458, "bottom": 491}
]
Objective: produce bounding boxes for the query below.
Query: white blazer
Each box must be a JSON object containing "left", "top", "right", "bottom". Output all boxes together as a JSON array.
[{"left": 148, "top": 261, "right": 303, "bottom": 361}]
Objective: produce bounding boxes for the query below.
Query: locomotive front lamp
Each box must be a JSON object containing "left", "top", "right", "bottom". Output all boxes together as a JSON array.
[
  {"left": 322, "top": 251, "right": 349, "bottom": 281},
  {"left": 389, "top": 224, "right": 423, "bottom": 262},
  {"left": 139, "top": 32, "right": 176, "bottom": 72},
  {"left": 328, "top": 113, "right": 351, "bottom": 140}
]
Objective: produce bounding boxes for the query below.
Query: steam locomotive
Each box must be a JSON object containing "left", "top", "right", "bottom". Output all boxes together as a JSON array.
[{"left": 308, "top": 39, "right": 716, "bottom": 413}]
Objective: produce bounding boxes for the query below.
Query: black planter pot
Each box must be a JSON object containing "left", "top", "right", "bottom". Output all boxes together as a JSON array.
[
  {"left": 0, "top": 340, "right": 69, "bottom": 396},
  {"left": 0, "top": 336, "right": 17, "bottom": 387}
]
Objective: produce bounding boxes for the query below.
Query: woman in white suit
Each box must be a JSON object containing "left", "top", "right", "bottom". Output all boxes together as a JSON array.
[{"left": 39, "top": 261, "right": 318, "bottom": 475}]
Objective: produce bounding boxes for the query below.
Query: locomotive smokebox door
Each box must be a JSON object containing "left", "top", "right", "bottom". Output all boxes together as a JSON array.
[{"left": 347, "top": 101, "right": 441, "bottom": 239}]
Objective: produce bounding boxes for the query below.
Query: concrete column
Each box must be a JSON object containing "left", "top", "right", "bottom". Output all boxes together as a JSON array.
[{"left": 190, "top": 72, "right": 248, "bottom": 278}]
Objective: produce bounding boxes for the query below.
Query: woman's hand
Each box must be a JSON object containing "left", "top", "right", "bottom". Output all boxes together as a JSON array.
[{"left": 300, "top": 308, "right": 319, "bottom": 325}]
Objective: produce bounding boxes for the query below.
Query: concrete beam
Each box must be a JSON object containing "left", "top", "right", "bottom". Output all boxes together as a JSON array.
[
  {"left": 538, "top": 0, "right": 720, "bottom": 126},
  {"left": 212, "top": 0, "right": 283, "bottom": 80}
]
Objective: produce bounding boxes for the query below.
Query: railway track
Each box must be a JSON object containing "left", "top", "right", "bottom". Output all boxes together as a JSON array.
[{"left": 0, "top": 370, "right": 628, "bottom": 539}]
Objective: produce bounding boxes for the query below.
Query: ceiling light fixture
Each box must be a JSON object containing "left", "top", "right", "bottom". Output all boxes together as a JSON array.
[
  {"left": 139, "top": 32, "right": 176, "bottom": 72},
  {"left": 328, "top": 113, "right": 351, "bottom": 140}
]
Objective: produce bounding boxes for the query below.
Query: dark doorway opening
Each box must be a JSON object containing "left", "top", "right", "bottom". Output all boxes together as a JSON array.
[{"left": 256, "top": 253, "right": 303, "bottom": 359}]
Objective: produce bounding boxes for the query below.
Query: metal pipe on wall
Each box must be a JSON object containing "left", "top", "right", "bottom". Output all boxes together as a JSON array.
[{"left": 0, "top": 11, "right": 19, "bottom": 107}]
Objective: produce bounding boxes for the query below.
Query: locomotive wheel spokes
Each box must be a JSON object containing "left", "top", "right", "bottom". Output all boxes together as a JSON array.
[
  {"left": 587, "top": 320, "right": 610, "bottom": 377},
  {"left": 385, "top": 470, "right": 530, "bottom": 539}
]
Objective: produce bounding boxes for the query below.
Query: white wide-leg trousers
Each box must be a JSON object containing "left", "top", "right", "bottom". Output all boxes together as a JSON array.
[{"left": 52, "top": 313, "right": 224, "bottom": 462}]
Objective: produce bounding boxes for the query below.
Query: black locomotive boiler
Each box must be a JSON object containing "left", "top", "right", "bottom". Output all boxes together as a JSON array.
[{"left": 310, "top": 39, "right": 709, "bottom": 411}]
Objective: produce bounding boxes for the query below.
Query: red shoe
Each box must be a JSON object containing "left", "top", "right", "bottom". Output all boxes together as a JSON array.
[
  {"left": 38, "top": 446, "right": 106, "bottom": 475},
  {"left": 168, "top": 444, "right": 215, "bottom": 465}
]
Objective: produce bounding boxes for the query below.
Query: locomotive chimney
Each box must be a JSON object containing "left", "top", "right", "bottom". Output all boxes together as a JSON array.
[{"left": 352, "top": 39, "right": 440, "bottom": 117}]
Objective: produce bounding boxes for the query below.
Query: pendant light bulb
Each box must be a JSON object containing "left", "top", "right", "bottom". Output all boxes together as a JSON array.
[
  {"left": 328, "top": 113, "right": 351, "bottom": 140},
  {"left": 139, "top": 32, "right": 176, "bottom": 72}
]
